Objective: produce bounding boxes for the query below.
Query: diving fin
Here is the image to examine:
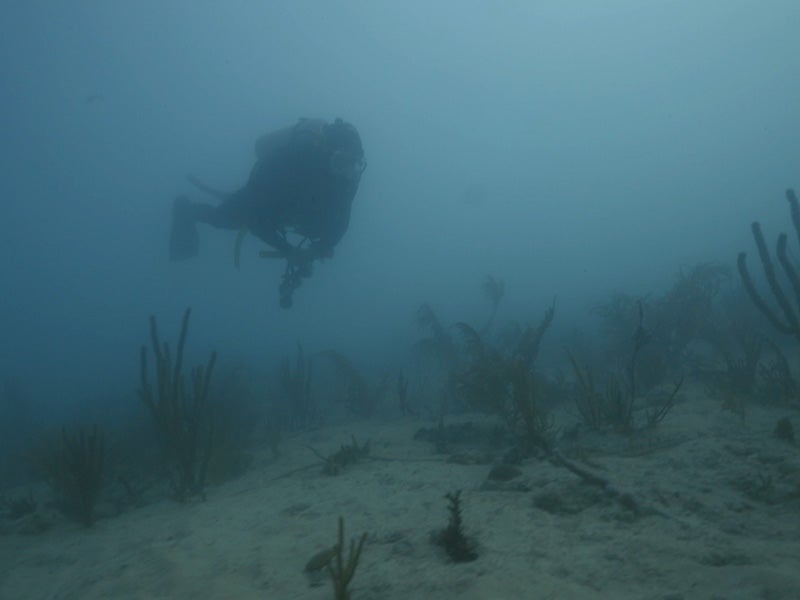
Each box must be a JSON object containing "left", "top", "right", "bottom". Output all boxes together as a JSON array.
[{"left": 169, "top": 195, "right": 199, "bottom": 260}]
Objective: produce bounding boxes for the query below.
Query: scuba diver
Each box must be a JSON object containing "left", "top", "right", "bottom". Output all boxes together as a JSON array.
[{"left": 169, "top": 117, "right": 366, "bottom": 308}]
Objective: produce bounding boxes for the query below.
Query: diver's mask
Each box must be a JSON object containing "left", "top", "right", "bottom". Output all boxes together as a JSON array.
[{"left": 329, "top": 149, "right": 367, "bottom": 182}]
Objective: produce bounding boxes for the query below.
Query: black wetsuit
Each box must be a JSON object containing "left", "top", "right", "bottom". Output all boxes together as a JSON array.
[{"left": 189, "top": 118, "right": 361, "bottom": 257}]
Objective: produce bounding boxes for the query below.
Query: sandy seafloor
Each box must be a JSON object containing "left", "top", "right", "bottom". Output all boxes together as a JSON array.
[{"left": 1, "top": 387, "right": 799, "bottom": 600}]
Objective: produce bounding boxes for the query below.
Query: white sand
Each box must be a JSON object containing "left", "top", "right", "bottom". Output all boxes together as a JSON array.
[{"left": 2, "top": 388, "right": 799, "bottom": 600}]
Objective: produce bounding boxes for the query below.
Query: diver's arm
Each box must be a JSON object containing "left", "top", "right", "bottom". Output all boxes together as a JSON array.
[{"left": 250, "top": 219, "right": 293, "bottom": 254}]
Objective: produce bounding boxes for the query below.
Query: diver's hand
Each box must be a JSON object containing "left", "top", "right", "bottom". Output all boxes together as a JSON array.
[
  {"left": 284, "top": 247, "right": 315, "bottom": 277},
  {"left": 284, "top": 244, "right": 332, "bottom": 266}
]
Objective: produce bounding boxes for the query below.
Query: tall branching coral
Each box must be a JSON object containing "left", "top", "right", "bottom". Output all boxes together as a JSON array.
[
  {"left": 138, "top": 308, "right": 217, "bottom": 501},
  {"left": 757, "top": 339, "right": 799, "bottom": 406},
  {"left": 453, "top": 303, "right": 556, "bottom": 451},
  {"left": 568, "top": 304, "right": 681, "bottom": 434},
  {"left": 277, "top": 344, "right": 315, "bottom": 429},
  {"left": 514, "top": 300, "right": 556, "bottom": 370},
  {"left": 593, "top": 265, "right": 727, "bottom": 390},
  {"left": 414, "top": 303, "right": 458, "bottom": 372},
  {"left": 654, "top": 263, "right": 729, "bottom": 353},
  {"left": 738, "top": 188, "right": 800, "bottom": 343},
  {"left": 319, "top": 350, "right": 389, "bottom": 418},
  {"left": 328, "top": 516, "right": 367, "bottom": 600},
  {"left": 480, "top": 275, "right": 505, "bottom": 336},
  {"left": 0, "top": 378, "right": 38, "bottom": 487},
  {"left": 35, "top": 426, "right": 106, "bottom": 526}
]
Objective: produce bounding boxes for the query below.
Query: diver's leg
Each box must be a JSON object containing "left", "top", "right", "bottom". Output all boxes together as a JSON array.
[
  {"left": 170, "top": 192, "right": 252, "bottom": 260},
  {"left": 193, "top": 190, "right": 250, "bottom": 230},
  {"left": 186, "top": 174, "right": 231, "bottom": 201}
]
